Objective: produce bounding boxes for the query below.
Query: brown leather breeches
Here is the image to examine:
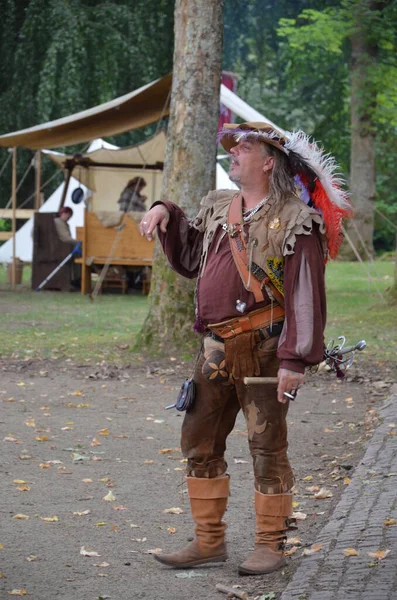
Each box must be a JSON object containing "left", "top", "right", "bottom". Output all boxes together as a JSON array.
[{"left": 181, "top": 334, "right": 294, "bottom": 494}]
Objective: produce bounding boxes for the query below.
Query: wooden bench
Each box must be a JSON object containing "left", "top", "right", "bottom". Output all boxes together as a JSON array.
[{"left": 75, "top": 210, "right": 154, "bottom": 295}]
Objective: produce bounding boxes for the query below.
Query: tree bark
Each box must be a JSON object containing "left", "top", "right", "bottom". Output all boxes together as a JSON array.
[
  {"left": 342, "top": 1, "right": 379, "bottom": 260},
  {"left": 138, "top": 0, "right": 224, "bottom": 354}
]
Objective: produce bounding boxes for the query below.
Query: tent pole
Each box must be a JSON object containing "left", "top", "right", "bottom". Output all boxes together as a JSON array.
[
  {"left": 11, "top": 147, "right": 17, "bottom": 289},
  {"left": 59, "top": 168, "right": 72, "bottom": 210},
  {"left": 35, "top": 150, "right": 42, "bottom": 210}
]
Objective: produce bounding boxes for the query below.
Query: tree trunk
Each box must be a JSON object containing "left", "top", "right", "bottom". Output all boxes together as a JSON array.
[
  {"left": 138, "top": 0, "right": 224, "bottom": 354},
  {"left": 342, "top": 1, "right": 379, "bottom": 260}
]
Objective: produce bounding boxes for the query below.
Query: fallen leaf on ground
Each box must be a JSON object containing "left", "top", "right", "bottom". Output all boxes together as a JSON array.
[
  {"left": 129, "top": 524, "right": 140, "bottom": 528},
  {"left": 98, "top": 429, "right": 109, "bottom": 436},
  {"left": 343, "top": 548, "right": 359, "bottom": 556},
  {"left": 144, "top": 548, "right": 162, "bottom": 554},
  {"left": 4, "top": 436, "right": 21, "bottom": 443},
  {"left": 19, "top": 455, "right": 33, "bottom": 460},
  {"left": 39, "top": 464, "right": 51, "bottom": 469},
  {"left": 367, "top": 549, "right": 390, "bottom": 561},
  {"left": 314, "top": 487, "right": 333, "bottom": 499},
  {"left": 102, "top": 491, "right": 116, "bottom": 502},
  {"left": 159, "top": 448, "right": 174, "bottom": 454},
  {"left": 24, "top": 419, "right": 35, "bottom": 428},
  {"left": 167, "top": 527, "right": 176, "bottom": 534},
  {"left": 73, "top": 510, "right": 91, "bottom": 517},
  {"left": 96, "top": 522, "right": 107, "bottom": 527},
  {"left": 303, "top": 475, "right": 313, "bottom": 481},
  {"left": 113, "top": 505, "right": 128, "bottom": 511},
  {"left": 234, "top": 458, "right": 249, "bottom": 464},
  {"left": 343, "top": 477, "right": 351, "bottom": 485},
  {"left": 17, "top": 486, "right": 30, "bottom": 492},
  {"left": 82, "top": 479, "right": 93, "bottom": 484},
  {"left": 284, "top": 546, "right": 298, "bottom": 556},
  {"left": 80, "top": 546, "right": 100, "bottom": 557},
  {"left": 94, "top": 562, "right": 110, "bottom": 568},
  {"left": 292, "top": 501, "right": 300, "bottom": 508},
  {"left": 26, "top": 555, "right": 37, "bottom": 562},
  {"left": 384, "top": 518, "right": 397, "bottom": 526},
  {"left": 41, "top": 516, "right": 58, "bottom": 522},
  {"left": 12, "top": 514, "right": 29, "bottom": 520},
  {"left": 306, "top": 485, "right": 320, "bottom": 493},
  {"left": 163, "top": 507, "right": 184, "bottom": 515},
  {"left": 8, "top": 590, "right": 27, "bottom": 596},
  {"left": 13, "top": 480, "right": 27, "bottom": 485},
  {"left": 71, "top": 391, "right": 83, "bottom": 396},
  {"left": 292, "top": 512, "right": 307, "bottom": 520},
  {"left": 90, "top": 438, "right": 101, "bottom": 446},
  {"left": 0, "top": 543, "right": 3, "bottom": 550},
  {"left": 34, "top": 435, "right": 49, "bottom": 442},
  {"left": 286, "top": 537, "right": 301, "bottom": 545},
  {"left": 303, "top": 543, "right": 323, "bottom": 556}
]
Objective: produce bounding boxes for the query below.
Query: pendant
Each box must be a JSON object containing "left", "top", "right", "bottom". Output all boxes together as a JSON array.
[
  {"left": 269, "top": 217, "right": 280, "bottom": 230},
  {"left": 236, "top": 299, "right": 247, "bottom": 313}
]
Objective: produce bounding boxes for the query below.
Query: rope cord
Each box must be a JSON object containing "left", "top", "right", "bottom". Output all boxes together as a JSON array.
[
  {"left": 375, "top": 206, "right": 397, "bottom": 232},
  {"left": 90, "top": 93, "right": 171, "bottom": 300},
  {"left": 0, "top": 152, "right": 11, "bottom": 180},
  {"left": 0, "top": 159, "right": 34, "bottom": 220}
]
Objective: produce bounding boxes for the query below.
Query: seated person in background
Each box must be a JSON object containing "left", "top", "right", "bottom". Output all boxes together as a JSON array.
[
  {"left": 54, "top": 206, "right": 76, "bottom": 247},
  {"left": 54, "top": 206, "right": 81, "bottom": 288},
  {"left": 117, "top": 177, "right": 147, "bottom": 212}
]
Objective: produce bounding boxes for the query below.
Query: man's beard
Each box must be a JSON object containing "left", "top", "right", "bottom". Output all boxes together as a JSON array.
[{"left": 229, "top": 173, "right": 241, "bottom": 184}]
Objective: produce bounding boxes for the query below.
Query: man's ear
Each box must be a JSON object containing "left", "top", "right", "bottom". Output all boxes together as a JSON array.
[{"left": 263, "top": 155, "right": 275, "bottom": 173}]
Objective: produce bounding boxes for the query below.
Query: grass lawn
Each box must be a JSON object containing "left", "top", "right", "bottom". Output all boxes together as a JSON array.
[{"left": 0, "top": 261, "right": 396, "bottom": 363}]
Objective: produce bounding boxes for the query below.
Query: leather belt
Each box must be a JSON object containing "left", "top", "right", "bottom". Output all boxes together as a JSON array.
[{"left": 208, "top": 304, "right": 285, "bottom": 340}]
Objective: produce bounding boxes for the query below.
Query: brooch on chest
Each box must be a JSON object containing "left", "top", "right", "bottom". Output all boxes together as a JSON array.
[{"left": 268, "top": 217, "right": 281, "bottom": 230}]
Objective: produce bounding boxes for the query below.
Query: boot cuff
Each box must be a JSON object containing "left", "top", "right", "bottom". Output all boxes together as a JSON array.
[
  {"left": 255, "top": 491, "right": 293, "bottom": 517},
  {"left": 187, "top": 475, "right": 230, "bottom": 499}
]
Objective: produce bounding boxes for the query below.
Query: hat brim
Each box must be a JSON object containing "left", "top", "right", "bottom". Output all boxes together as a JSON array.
[{"left": 219, "top": 122, "right": 288, "bottom": 154}]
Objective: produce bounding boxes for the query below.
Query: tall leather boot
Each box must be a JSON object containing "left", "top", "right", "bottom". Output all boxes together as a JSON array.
[
  {"left": 238, "top": 491, "right": 293, "bottom": 575},
  {"left": 154, "top": 475, "right": 229, "bottom": 568}
]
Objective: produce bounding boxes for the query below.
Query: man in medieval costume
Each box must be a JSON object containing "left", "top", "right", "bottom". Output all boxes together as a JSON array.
[{"left": 140, "top": 122, "right": 350, "bottom": 575}]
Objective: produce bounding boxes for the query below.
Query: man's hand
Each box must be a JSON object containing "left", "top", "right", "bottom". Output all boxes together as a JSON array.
[
  {"left": 277, "top": 368, "right": 304, "bottom": 404},
  {"left": 140, "top": 205, "right": 170, "bottom": 241}
]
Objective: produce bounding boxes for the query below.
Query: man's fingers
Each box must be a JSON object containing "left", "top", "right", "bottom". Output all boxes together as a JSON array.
[{"left": 159, "top": 214, "right": 169, "bottom": 233}]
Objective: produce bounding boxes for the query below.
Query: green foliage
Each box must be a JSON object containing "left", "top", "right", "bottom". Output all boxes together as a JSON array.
[
  {"left": 0, "top": 0, "right": 175, "bottom": 209},
  {"left": 0, "top": 218, "right": 11, "bottom": 232}
]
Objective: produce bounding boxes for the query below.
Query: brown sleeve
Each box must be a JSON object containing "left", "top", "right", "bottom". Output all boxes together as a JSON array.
[
  {"left": 277, "top": 225, "right": 326, "bottom": 374},
  {"left": 152, "top": 200, "right": 204, "bottom": 279}
]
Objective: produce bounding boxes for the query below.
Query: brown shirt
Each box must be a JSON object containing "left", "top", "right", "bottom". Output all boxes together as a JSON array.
[{"left": 156, "top": 200, "right": 326, "bottom": 374}]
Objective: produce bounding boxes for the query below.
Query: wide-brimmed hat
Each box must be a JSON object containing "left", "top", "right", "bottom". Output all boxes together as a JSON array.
[
  {"left": 219, "top": 121, "right": 289, "bottom": 154},
  {"left": 218, "top": 121, "right": 352, "bottom": 259}
]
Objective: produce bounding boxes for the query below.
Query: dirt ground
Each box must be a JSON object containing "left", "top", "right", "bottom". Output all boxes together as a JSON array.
[{"left": 0, "top": 355, "right": 395, "bottom": 600}]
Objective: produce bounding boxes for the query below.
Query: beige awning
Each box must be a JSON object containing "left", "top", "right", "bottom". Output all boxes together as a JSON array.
[
  {"left": 0, "top": 75, "right": 172, "bottom": 149},
  {"left": 43, "top": 130, "right": 167, "bottom": 191}
]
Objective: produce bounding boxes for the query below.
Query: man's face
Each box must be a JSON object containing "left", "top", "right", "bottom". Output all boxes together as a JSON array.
[{"left": 228, "top": 139, "right": 271, "bottom": 184}]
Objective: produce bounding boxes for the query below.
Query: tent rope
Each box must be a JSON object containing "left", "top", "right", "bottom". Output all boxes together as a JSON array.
[
  {"left": 375, "top": 206, "right": 397, "bottom": 231},
  {"left": 0, "top": 159, "right": 34, "bottom": 220},
  {"left": 0, "top": 152, "right": 12, "bottom": 180},
  {"left": 90, "top": 91, "right": 171, "bottom": 300}
]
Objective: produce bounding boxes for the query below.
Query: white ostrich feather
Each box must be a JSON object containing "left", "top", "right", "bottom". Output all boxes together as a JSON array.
[{"left": 285, "top": 130, "right": 350, "bottom": 211}]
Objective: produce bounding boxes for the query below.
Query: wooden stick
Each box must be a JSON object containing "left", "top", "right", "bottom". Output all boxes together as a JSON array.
[
  {"left": 215, "top": 583, "right": 248, "bottom": 600},
  {"left": 35, "top": 150, "right": 42, "bottom": 210},
  {"left": 59, "top": 168, "right": 72, "bottom": 210},
  {"left": 244, "top": 377, "right": 278, "bottom": 385},
  {"left": 11, "top": 147, "right": 17, "bottom": 290}
]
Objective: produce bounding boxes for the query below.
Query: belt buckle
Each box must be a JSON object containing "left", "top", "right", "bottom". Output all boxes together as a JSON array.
[{"left": 222, "top": 324, "right": 236, "bottom": 338}]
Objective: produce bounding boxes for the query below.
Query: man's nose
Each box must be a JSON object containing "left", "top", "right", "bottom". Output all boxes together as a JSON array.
[{"left": 230, "top": 146, "right": 238, "bottom": 156}]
